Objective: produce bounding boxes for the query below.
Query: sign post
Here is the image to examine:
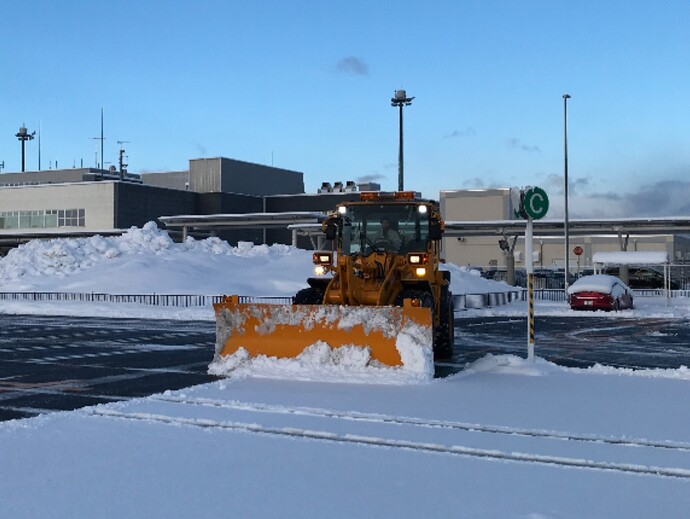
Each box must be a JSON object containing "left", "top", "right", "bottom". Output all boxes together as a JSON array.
[
  {"left": 573, "top": 245, "right": 583, "bottom": 278},
  {"left": 525, "top": 217, "right": 535, "bottom": 361},
  {"left": 518, "top": 187, "right": 549, "bottom": 362}
]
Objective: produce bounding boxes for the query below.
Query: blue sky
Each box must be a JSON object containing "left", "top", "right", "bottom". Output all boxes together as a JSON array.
[{"left": 1, "top": 0, "right": 689, "bottom": 216}]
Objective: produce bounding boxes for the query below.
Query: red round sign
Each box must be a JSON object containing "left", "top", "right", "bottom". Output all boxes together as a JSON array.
[{"left": 573, "top": 246, "right": 584, "bottom": 256}]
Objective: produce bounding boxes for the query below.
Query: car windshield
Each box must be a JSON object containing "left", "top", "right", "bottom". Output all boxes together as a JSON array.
[{"left": 340, "top": 203, "right": 431, "bottom": 255}]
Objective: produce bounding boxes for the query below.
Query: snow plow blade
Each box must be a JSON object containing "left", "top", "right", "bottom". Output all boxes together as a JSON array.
[{"left": 213, "top": 295, "right": 433, "bottom": 367}]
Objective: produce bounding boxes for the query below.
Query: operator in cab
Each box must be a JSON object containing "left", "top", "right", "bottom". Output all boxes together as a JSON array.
[{"left": 373, "top": 216, "right": 402, "bottom": 251}]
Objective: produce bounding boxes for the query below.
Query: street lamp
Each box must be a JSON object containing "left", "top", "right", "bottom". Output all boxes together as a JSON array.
[
  {"left": 391, "top": 89, "right": 414, "bottom": 191},
  {"left": 563, "top": 93, "right": 571, "bottom": 295},
  {"left": 16, "top": 125, "right": 36, "bottom": 172}
]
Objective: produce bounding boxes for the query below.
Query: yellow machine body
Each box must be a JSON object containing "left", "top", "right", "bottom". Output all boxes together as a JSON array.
[{"left": 213, "top": 192, "right": 454, "bottom": 369}]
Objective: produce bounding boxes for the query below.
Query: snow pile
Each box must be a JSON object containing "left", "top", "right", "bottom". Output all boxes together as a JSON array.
[
  {"left": 0, "top": 222, "right": 507, "bottom": 298},
  {"left": 0, "top": 222, "right": 315, "bottom": 295},
  {"left": 458, "top": 353, "right": 561, "bottom": 377},
  {"left": 208, "top": 341, "right": 433, "bottom": 384},
  {"left": 442, "top": 262, "right": 515, "bottom": 294}
]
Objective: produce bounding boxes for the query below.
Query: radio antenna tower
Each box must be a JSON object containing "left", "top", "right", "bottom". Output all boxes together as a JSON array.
[{"left": 117, "top": 140, "right": 130, "bottom": 180}]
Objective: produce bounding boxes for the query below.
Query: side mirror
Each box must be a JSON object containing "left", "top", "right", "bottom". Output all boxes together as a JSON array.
[
  {"left": 429, "top": 219, "right": 443, "bottom": 241},
  {"left": 325, "top": 218, "right": 340, "bottom": 240}
]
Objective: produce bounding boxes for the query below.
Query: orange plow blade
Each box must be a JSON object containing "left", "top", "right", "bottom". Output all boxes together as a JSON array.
[{"left": 212, "top": 295, "right": 432, "bottom": 368}]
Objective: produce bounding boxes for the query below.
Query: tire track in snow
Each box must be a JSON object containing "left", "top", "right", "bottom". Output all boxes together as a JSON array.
[
  {"left": 87, "top": 407, "right": 690, "bottom": 480},
  {"left": 152, "top": 395, "right": 690, "bottom": 453}
]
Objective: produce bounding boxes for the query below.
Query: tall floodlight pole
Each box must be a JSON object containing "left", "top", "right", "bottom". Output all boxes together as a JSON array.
[
  {"left": 16, "top": 125, "right": 36, "bottom": 172},
  {"left": 100, "top": 108, "right": 104, "bottom": 170},
  {"left": 391, "top": 89, "right": 414, "bottom": 191},
  {"left": 563, "top": 93, "right": 571, "bottom": 296}
]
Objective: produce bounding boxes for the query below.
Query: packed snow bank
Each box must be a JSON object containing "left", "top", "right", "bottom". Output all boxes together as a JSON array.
[
  {"left": 3, "top": 353, "right": 690, "bottom": 519},
  {"left": 0, "top": 222, "right": 315, "bottom": 296},
  {"left": 0, "top": 222, "right": 507, "bottom": 299},
  {"left": 460, "top": 353, "right": 690, "bottom": 380},
  {"left": 442, "top": 262, "right": 516, "bottom": 294}
]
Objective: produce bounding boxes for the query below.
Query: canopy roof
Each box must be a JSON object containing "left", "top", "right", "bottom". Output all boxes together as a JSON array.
[{"left": 592, "top": 251, "right": 669, "bottom": 265}]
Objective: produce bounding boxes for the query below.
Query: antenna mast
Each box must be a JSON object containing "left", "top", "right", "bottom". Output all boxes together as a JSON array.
[
  {"left": 117, "top": 140, "right": 130, "bottom": 180},
  {"left": 91, "top": 108, "right": 105, "bottom": 170}
]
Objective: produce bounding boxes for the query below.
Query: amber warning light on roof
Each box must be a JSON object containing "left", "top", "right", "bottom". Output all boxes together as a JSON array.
[{"left": 359, "top": 191, "right": 416, "bottom": 201}]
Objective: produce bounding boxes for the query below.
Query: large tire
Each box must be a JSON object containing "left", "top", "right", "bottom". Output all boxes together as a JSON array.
[
  {"left": 434, "top": 286, "right": 455, "bottom": 360},
  {"left": 293, "top": 287, "right": 324, "bottom": 304},
  {"left": 395, "top": 289, "right": 454, "bottom": 360}
]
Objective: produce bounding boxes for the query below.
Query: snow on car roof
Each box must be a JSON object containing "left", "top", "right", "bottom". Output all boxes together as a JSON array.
[{"left": 567, "top": 274, "right": 629, "bottom": 295}]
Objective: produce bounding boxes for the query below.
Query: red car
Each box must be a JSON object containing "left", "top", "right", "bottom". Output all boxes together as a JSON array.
[{"left": 568, "top": 274, "right": 634, "bottom": 311}]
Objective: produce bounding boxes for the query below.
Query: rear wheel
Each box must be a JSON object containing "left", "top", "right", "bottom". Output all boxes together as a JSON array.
[{"left": 293, "top": 287, "right": 324, "bottom": 304}]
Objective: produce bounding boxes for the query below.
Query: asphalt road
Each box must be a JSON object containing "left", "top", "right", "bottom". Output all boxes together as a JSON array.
[
  {"left": 1, "top": 313, "right": 689, "bottom": 422},
  {"left": 0, "top": 315, "right": 217, "bottom": 421},
  {"left": 449, "top": 315, "right": 690, "bottom": 371}
]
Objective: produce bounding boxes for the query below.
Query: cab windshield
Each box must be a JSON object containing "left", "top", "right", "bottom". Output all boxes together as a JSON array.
[{"left": 340, "top": 203, "right": 431, "bottom": 255}]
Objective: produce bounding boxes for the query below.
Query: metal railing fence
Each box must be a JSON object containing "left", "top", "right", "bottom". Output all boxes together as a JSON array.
[
  {"left": 0, "top": 292, "right": 224, "bottom": 307},
  {"left": 0, "top": 289, "right": 685, "bottom": 310}
]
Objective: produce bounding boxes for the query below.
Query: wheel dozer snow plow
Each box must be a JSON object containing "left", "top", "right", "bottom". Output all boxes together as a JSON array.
[{"left": 213, "top": 191, "right": 454, "bottom": 370}]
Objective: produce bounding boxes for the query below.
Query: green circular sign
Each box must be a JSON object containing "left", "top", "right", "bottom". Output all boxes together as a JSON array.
[{"left": 524, "top": 187, "right": 549, "bottom": 220}]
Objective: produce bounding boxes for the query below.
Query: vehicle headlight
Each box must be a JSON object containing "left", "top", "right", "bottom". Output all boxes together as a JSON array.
[
  {"left": 408, "top": 253, "right": 428, "bottom": 265},
  {"left": 415, "top": 267, "right": 427, "bottom": 277},
  {"left": 314, "top": 265, "right": 327, "bottom": 276},
  {"left": 312, "top": 251, "right": 333, "bottom": 265}
]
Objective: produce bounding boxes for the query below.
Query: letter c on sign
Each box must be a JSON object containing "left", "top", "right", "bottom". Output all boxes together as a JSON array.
[{"left": 524, "top": 187, "right": 549, "bottom": 220}]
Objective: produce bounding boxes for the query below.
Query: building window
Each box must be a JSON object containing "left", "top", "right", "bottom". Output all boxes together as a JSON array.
[{"left": 0, "top": 208, "right": 85, "bottom": 229}]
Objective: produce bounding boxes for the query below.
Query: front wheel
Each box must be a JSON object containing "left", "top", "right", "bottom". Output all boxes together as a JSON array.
[
  {"left": 293, "top": 287, "right": 325, "bottom": 304},
  {"left": 434, "top": 288, "right": 455, "bottom": 360},
  {"left": 395, "top": 289, "right": 453, "bottom": 360}
]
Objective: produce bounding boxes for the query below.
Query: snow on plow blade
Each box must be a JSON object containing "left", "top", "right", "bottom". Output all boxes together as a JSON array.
[{"left": 213, "top": 295, "right": 433, "bottom": 368}]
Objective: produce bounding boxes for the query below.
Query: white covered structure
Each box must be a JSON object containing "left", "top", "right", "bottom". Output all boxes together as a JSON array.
[{"left": 592, "top": 251, "right": 671, "bottom": 304}]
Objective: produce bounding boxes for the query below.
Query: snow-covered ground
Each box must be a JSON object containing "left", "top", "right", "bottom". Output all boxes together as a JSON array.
[{"left": 1, "top": 224, "right": 689, "bottom": 517}]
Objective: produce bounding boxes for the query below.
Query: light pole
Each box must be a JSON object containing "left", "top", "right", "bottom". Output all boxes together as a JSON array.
[
  {"left": 16, "top": 126, "right": 36, "bottom": 172},
  {"left": 391, "top": 89, "right": 414, "bottom": 191},
  {"left": 563, "top": 93, "right": 571, "bottom": 295}
]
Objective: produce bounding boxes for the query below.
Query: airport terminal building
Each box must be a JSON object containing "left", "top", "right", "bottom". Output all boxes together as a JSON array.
[
  {"left": 0, "top": 157, "right": 363, "bottom": 253},
  {"left": 1, "top": 159, "right": 688, "bottom": 282}
]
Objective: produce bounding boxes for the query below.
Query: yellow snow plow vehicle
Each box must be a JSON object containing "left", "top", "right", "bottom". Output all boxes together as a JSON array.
[{"left": 213, "top": 191, "right": 454, "bottom": 368}]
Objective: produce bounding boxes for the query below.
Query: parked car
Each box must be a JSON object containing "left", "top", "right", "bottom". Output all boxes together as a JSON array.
[
  {"left": 567, "top": 274, "right": 634, "bottom": 311},
  {"left": 603, "top": 266, "right": 680, "bottom": 290}
]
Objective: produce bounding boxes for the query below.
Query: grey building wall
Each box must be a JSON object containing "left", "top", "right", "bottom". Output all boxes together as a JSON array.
[
  {"left": 189, "top": 157, "right": 304, "bottom": 195},
  {"left": 114, "top": 183, "right": 197, "bottom": 229},
  {"left": 194, "top": 192, "right": 265, "bottom": 245},
  {"left": 265, "top": 192, "right": 360, "bottom": 213},
  {"left": 196, "top": 192, "right": 263, "bottom": 215},
  {"left": 140, "top": 171, "right": 190, "bottom": 190}
]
